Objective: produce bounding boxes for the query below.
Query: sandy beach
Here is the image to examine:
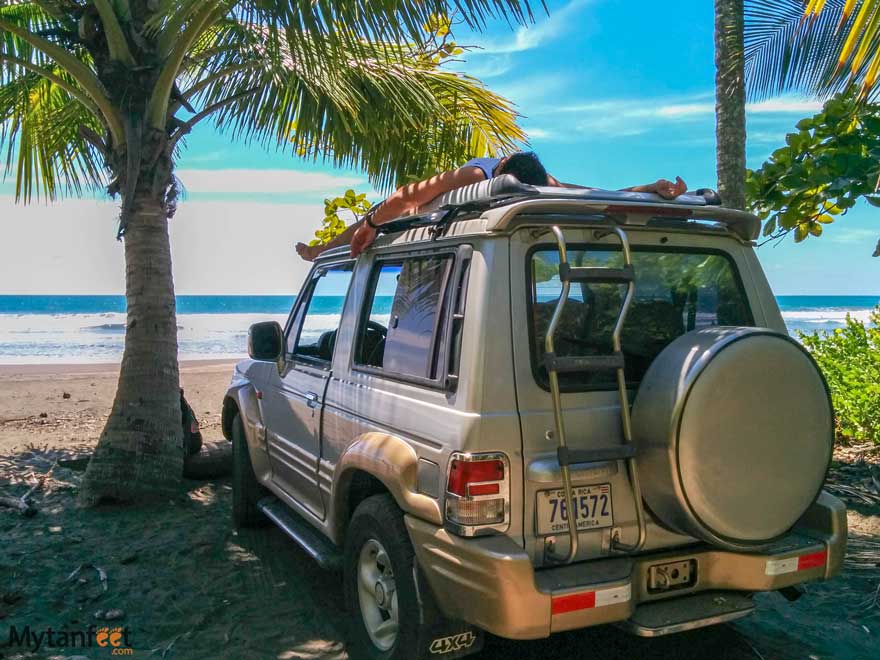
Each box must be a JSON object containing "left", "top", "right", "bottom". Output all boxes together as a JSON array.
[
  {"left": 0, "top": 361, "right": 878, "bottom": 659},
  {"left": 0, "top": 360, "right": 236, "bottom": 457}
]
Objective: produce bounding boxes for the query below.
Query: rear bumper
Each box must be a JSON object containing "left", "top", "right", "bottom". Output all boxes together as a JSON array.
[{"left": 406, "top": 491, "right": 847, "bottom": 640}]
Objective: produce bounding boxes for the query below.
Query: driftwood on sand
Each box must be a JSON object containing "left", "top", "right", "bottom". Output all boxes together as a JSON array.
[
  {"left": 0, "top": 492, "right": 37, "bottom": 516},
  {"left": 0, "top": 458, "right": 58, "bottom": 516}
]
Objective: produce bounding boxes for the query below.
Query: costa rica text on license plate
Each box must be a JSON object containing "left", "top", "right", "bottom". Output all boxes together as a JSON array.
[{"left": 536, "top": 483, "right": 613, "bottom": 536}]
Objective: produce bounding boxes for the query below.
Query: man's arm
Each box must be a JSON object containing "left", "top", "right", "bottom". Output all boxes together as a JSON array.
[
  {"left": 549, "top": 174, "right": 689, "bottom": 199},
  {"left": 369, "top": 167, "right": 486, "bottom": 225},
  {"left": 547, "top": 174, "right": 592, "bottom": 189},
  {"left": 621, "top": 176, "right": 687, "bottom": 199},
  {"left": 296, "top": 222, "right": 362, "bottom": 262},
  {"left": 350, "top": 166, "right": 485, "bottom": 257}
]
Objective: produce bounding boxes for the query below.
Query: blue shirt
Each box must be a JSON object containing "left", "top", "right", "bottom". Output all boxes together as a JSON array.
[{"left": 461, "top": 157, "right": 502, "bottom": 179}]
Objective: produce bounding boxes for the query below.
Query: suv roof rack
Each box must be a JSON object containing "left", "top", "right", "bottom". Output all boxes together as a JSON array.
[
  {"left": 399, "top": 175, "right": 758, "bottom": 240},
  {"left": 314, "top": 175, "right": 761, "bottom": 261},
  {"left": 420, "top": 174, "right": 725, "bottom": 212}
]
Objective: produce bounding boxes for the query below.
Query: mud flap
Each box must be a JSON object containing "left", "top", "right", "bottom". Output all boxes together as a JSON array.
[{"left": 414, "top": 563, "right": 484, "bottom": 659}]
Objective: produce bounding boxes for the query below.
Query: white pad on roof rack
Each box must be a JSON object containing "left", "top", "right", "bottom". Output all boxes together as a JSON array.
[
  {"left": 530, "top": 186, "right": 714, "bottom": 206},
  {"left": 421, "top": 173, "right": 718, "bottom": 212}
]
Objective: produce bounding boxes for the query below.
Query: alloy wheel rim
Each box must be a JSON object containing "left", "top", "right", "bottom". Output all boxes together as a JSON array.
[{"left": 357, "top": 538, "right": 399, "bottom": 651}]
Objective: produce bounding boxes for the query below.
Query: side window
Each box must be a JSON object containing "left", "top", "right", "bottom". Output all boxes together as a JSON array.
[
  {"left": 287, "top": 264, "right": 354, "bottom": 365},
  {"left": 356, "top": 254, "right": 454, "bottom": 381}
]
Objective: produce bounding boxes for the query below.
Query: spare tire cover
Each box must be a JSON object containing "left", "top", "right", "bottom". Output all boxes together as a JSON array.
[{"left": 632, "top": 327, "right": 833, "bottom": 550}]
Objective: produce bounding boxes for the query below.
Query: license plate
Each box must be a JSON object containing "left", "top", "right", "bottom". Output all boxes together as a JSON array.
[{"left": 536, "top": 484, "right": 613, "bottom": 536}]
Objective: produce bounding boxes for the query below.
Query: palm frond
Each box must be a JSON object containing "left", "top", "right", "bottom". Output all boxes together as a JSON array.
[
  {"left": 1, "top": 0, "right": 534, "bottom": 201},
  {"left": 176, "top": 20, "right": 524, "bottom": 191},
  {"left": 236, "top": 0, "right": 542, "bottom": 42},
  {"left": 1, "top": 2, "right": 109, "bottom": 199},
  {"left": 745, "top": 0, "right": 880, "bottom": 99},
  {"left": 0, "top": 68, "right": 106, "bottom": 201},
  {"left": 745, "top": 0, "right": 855, "bottom": 99}
]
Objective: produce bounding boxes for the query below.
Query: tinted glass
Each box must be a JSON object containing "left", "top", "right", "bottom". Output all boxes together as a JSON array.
[
  {"left": 289, "top": 266, "right": 353, "bottom": 362},
  {"left": 358, "top": 256, "right": 453, "bottom": 379},
  {"left": 530, "top": 248, "right": 753, "bottom": 389}
]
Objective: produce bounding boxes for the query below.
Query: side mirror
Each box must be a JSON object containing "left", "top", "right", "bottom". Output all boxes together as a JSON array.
[{"left": 248, "top": 321, "right": 284, "bottom": 361}]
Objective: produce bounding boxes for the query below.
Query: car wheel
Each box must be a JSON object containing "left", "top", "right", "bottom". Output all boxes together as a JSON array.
[
  {"left": 344, "top": 494, "right": 427, "bottom": 660},
  {"left": 231, "top": 413, "right": 267, "bottom": 528}
]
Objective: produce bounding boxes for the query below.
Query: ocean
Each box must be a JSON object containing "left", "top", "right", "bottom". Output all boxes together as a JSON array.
[{"left": 0, "top": 295, "right": 876, "bottom": 365}]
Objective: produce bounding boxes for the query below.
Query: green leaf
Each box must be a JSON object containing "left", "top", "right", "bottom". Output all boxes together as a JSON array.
[{"left": 745, "top": 90, "right": 880, "bottom": 252}]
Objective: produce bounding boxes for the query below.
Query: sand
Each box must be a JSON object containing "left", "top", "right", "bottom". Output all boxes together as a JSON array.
[
  {"left": 0, "top": 361, "right": 877, "bottom": 659},
  {"left": 0, "top": 360, "right": 234, "bottom": 457}
]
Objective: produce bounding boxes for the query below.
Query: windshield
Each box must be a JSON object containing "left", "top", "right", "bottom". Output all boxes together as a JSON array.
[{"left": 528, "top": 246, "right": 754, "bottom": 391}]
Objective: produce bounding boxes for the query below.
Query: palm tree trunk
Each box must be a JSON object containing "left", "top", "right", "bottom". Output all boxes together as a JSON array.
[
  {"left": 79, "top": 192, "right": 183, "bottom": 505},
  {"left": 715, "top": 0, "right": 747, "bottom": 210}
]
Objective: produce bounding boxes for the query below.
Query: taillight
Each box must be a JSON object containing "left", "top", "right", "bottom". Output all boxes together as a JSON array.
[{"left": 445, "top": 453, "right": 509, "bottom": 536}]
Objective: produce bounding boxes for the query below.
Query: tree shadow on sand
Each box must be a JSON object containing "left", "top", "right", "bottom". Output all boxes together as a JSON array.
[{"left": 1, "top": 445, "right": 876, "bottom": 660}]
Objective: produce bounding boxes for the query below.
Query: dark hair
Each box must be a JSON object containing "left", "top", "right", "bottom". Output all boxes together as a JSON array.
[{"left": 496, "top": 151, "right": 549, "bottom": 186}]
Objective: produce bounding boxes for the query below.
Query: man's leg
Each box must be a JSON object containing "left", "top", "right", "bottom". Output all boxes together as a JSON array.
[{"left": 296, "top": 220, "right": 363, "bottom": 262}]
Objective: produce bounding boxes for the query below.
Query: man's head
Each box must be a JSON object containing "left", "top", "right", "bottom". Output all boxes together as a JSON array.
[{"left": 495, "top": 151, "right": 549, "bottom": 186}]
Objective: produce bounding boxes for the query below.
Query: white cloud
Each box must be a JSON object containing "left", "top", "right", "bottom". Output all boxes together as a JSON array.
[
  {"left": 747, "top": 99, "right": 823, "bottom": 114},
  {"left": 554, "top": 91, "right": 715, "bottom": 115},
  {"left": 493, "top": 73, "right": 572, "bottom": 107},
  {"left": 453, "top": 53, "right": 515, "bottom": 79},
  {"left": 829, "top": 228, "right": 880, "bottom": 245},
  {"left": 525, "top": 127, "right": 556, "bottom": 140},
  {"left": 0, "top": 196, "right": 321, "bottom": 294},
  {"left": 749, "top": 131, "right": 786, "bottom": 144},
  {"left": 477, "top": 0, "right": 592, "bottom": 54},
  {"left": 175, "top": 169, "right": 365, "bottom": 195},
  {"left": 536, "top": 93, "right": 824, "bottom": 139},
  {"left": 655, "top": 103, "right": 715, "bottom": 118},
  {"left": 552, "top": 92, "right": 821, "bottom": 119}
]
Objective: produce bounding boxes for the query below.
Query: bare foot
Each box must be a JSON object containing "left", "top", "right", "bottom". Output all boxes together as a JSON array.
[{"left": 295, "top": 242, "right": 321, "bottom": 262}]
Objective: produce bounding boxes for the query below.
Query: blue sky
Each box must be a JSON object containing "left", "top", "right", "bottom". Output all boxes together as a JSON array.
[{"left": 0, "top": 0, "right": 877, "bottom": 295}]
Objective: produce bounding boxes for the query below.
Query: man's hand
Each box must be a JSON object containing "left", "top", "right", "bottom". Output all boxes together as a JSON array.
[
  {"left": 654, "top": 176, "right": 687, "bottom": 199},
  {"left": 350, "top": 222, "right": 377, "bottom": 258}
]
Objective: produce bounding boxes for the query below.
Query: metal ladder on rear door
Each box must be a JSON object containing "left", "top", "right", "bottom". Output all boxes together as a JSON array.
[{"left": 544, "top": 225, "right": 647, "bottom": 564}]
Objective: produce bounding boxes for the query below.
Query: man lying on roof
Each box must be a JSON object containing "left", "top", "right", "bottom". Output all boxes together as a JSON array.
[{"left": 295, "top": 151, "right": 687, "bottom": 261}]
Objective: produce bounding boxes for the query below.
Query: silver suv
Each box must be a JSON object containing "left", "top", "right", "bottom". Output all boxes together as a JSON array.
[{"left": 222, "top": 175, "right": 846, "bottom": 660}]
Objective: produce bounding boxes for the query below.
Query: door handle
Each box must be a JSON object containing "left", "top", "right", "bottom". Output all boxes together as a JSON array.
[{"left": 305, "top": 392, "right": 320, "bottom": 409}]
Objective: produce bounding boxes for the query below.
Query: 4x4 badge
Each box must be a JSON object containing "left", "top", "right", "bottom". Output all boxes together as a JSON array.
[{"left": 429, "top": 631, "right": 476, "bottom": 655}]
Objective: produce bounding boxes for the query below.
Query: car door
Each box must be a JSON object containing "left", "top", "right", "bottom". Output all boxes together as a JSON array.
[{"left": 261, "top": 261, "right": 354, "bottom": 519}]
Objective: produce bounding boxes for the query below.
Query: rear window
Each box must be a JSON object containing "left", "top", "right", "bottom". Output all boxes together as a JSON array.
[
  {"left": 528, "top": 246, "right": 753, "bottom": 390},
  {"left": 356, "top": 255, "right": 454, "bottom": 381}
]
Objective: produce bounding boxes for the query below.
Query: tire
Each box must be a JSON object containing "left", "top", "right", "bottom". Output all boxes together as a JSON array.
[
  {"left": 231, "top": 413, "right": 267, "bottom": 528},
  {"left": 344, "top": 495, "right": 429, "bottom": 660},
  {"left": 183, "top": 439, "right": 232, "bottom": 480}
]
